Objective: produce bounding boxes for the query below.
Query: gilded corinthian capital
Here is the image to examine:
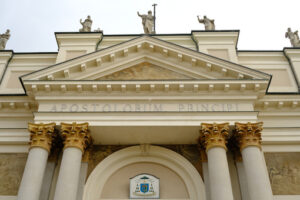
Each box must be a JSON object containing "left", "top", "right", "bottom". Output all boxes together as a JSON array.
[
  {"left": 200, "top": 123, "right": 229, "bottom": 151},
  {"left": 234, "top": 122, "right": 263, "bottom": 151},
  {"left": 60, "top": 122, "right": 92, "bottom": 152},
  {"left": 28, "top": 122, "right": 56, "bottom": 152}
]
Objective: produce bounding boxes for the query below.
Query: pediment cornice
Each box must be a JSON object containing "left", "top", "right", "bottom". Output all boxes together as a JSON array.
[{"left": 21, "top": 35, "right": 270, "bottom": 82}]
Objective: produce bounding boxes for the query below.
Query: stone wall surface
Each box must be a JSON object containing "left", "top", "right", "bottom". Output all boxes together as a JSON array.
[
  {"left": 0, "top": 153, "right": 27, "bottom": 195},
  {"left": 87, "top": 145, "right": 127, "bottom": 176},
  {"left": 265, "top": 152, "right": 300, "bottom": 195}
]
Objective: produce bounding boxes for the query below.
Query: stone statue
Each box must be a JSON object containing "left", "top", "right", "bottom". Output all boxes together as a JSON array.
[
  {"left": 137, "top": 10, "right": 155, "bottom": 34},
  {"left": 0, "top": 29, "right": 10, "bottom": 50},
  {"left": 285, "top": 28, "right": 300, "bottom": 47},
  {"left": 94, "top": 28, "right": 101, "bottom": 32},
  {"left": 197, "top": 15, "right": 215, "bottom": 30},
  {"left": 79, "top": 15, "right": 93, "bottom": 32}
]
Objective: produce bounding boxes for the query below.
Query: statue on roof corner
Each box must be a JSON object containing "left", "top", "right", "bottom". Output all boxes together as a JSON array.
[
  {"left": 0, "top": 29, "right": 10, "bottom": 50},
  {"left": 137, "top": 10, "right": 155, "bottom": 34},
  {"left": 197, "top": 15, "right": 215, "bottom": 30},
  {"left": 285, "top": 28, "right": 300, "bottom": 47},
  {"left": 79, "top": 15, "right": 93, "bottom": 32},
  {"left": 94, "top": 28, "right": 101, "bottom": 32}
]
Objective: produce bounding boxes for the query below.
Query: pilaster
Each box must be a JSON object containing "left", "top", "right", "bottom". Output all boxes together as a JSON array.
[
  {"left": 55, "top": 32, "right": 103, "bottom": 63},
  {"left": 192, "top": 31, "right": 239, "bottom": 62},
  {"left": 284, "top": 48, "right": 300, "bottom": 91},
  {"left": 0, "top": 50, "right": 13, "bottom": 81}
]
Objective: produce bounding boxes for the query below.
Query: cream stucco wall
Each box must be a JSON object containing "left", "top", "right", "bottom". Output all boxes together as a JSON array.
[{"left": 238, "top": 51, "right": 298, "bottom": 92}]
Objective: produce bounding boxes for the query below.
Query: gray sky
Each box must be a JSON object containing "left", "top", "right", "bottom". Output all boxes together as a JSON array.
[{"left": 1, "top": 0, "right": 299, "bottom": 52}]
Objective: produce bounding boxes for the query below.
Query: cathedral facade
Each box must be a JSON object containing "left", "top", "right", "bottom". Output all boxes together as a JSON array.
[{"left": 0, "top": 22, "right": 300, "bottom": 200}]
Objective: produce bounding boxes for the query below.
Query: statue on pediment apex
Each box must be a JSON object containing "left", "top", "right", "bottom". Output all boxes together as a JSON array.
[
  {"left": 286, "top": 27, "right": 300, "bottom": 47},
  {"left": 79, "top": 15, "right": 93, "bottom": 32},
  {"left": 0, "top": 29, "right": 10, "bottom": 50},
  {"left": 197, "top": 15, "right": 215, "bottom": 30},
  {"left": 137, "top": 10, "right": 155, "bottom": 34}
]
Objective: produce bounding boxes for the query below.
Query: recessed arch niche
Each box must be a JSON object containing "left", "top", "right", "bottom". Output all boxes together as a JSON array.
[{"left": 83, "top": 145, "right": 206, "bottom": 200}]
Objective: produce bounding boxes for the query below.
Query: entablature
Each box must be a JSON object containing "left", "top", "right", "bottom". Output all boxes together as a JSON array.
[
  {"left": 23, "top": 79, "right": 269, "bottom": 97},
  {"left": 254, "top": 94, "right": 300, "bottom": 110}
]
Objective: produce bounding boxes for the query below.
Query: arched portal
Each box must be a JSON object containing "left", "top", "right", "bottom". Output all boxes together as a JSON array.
[{"left": 83, "top": 145, "right": 206, "bottom": 200}]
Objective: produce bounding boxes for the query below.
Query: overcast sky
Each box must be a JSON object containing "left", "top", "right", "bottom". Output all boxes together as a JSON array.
[{"left": 1, "top": 0, "right": 299, "bottom": 52}]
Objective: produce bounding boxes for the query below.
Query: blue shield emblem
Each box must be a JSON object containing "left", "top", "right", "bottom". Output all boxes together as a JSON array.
[{"left": 140, "top": 183, "right": 149, "bottom": 193}]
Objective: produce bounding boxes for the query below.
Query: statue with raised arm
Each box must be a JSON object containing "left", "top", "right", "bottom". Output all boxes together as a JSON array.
[
  {"left": 197, "top": 15, "right": 215, "bottom": 30},
  {"left": 0, "top": 29, "right": 11, "bottom": 50},
  {"left": 79, "top": 15, "right": 93, "bottom": 32},
  {"left": 285, "top": 28, "right": 300, "bottom": 47},
  {"left": 137, "top": 10, "right": 155, "bottom": 34}
]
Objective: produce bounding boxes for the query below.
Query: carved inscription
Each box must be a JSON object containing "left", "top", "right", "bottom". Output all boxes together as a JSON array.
[
  {"left": 265, "top": 152, "right": 300, "bottom": 195},
  {"left": 0, "top": 153, "right": 27, "bottom": 195}
]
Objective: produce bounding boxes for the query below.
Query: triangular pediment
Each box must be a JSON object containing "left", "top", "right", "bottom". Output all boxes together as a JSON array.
[
  {"left": 22, "top": 35, "right": 270, "bottom": 82},
  {"left": 98, "top": 62, "right": 193, "bottom": 80}
]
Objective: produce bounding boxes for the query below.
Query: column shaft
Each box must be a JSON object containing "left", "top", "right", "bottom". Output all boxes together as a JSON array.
[
  {"left": 235, "top": 122, "right": 273, "bottom": 200},
  {"left": 242, "top": 147, "right": 273, "bottom": 200},
  {"left": 17, "top": 122, "right": 56, "bottom": 200},
  {"left": 202, "top": 162, "right": 211, "bottom": 200},
  {"left": 207, "top": 147, "right": 234, "bottom": 200},
  {"left": 235, "top": 162, "right": 250, "bottom": 200},
  {"left": 200, "top": 123, "right": 234, "bottom": 200},
  {"left": 53, "top": 122, "right": 91, "bottom": 200},
  {"left": 17, "top": 148, "right": 49, "bottom": 200},
  {"left": 54, "top": 147, "right": 83, "bottom": 200},
  {"left": 77, "top": 162, "right": 89, "bottom": 200},
  {"left": 200, "top": 148, "right": 210, "bottom": 200}
]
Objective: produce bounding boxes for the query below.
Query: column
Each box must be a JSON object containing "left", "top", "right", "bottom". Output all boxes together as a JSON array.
[
  {"left": 54, "top": 122, "right": 92, "bottom": 200},
  {"left": 17, "top": 123, "right": 56, "bottom": 200},
  {"left": 231, "top": 146, "right": 250, "bottom": 200},
  {"left": 200, "top": 123, "right": 234, "bottom": 200},
  {"left": 235, "top": 122, "right": 273, "bottom": 200},
  {"left": 39, "top": 147, "right": 60, "bottom": 200},
  {"left": 199, "top": 147, "right": 210, "bottom": 200},
  {"left": 76, "top": 148, "right": 91, "bottom": 200}
]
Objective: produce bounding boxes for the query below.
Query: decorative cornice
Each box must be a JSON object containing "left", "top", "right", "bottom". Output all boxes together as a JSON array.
[
  {"left": 234, "top": 122, "right": 263, "bottom": 151},
  {"left": 0, "top": 101, "right": 37, "bottom": 111},
  {"left": 200, "top": 122, "right": 229, "bottom": 152},
  {"left": 255, "top": 100, "right": 300, "bottom": 110},
  {"left": 60, "top": 122, "right": 92, "bottom": 152},
  {"left": 23, "top": 79, "right": 269, "bottom": 95},
  {"left": 28, "top": 122, "right": 56, "bottom": 152}
]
